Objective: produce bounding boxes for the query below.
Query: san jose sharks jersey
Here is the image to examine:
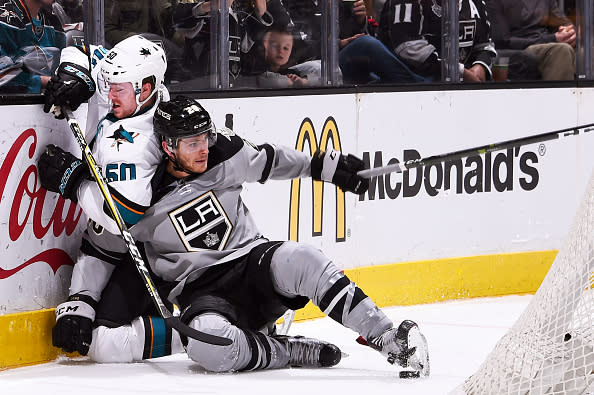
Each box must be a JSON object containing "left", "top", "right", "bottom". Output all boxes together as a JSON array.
[
  {"left": 0, "top": 0, "right": 66, "bottom": 92},
  {"left": 77, "top": 108, "right": 164, "bottom": 231},
  {"left": 57, "top": 43, "right": 169, "bottom": 234},
  {"left": 131, "top": 130, "right": 312, "bottom": 301},
  {"left": 59, "top": 42, "right": 169, "bottom": 301}
]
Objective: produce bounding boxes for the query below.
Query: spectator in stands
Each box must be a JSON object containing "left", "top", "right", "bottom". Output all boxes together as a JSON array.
[
  {"left": 104, "top": 0, "right": 188, "bottom": 83},
  {"left": 52, "top": 0, "right": 83, "bottom": 24},
  {"left": 486, "top": 0, "right": 575, "bottom": 81},
  {"left": 255, "top": 27, "right": 321, "bottom": 88},
  {"left": 279, "top": 0, "right": 321, "bottom": 64},
  {"left": 378, "top": 0, "right": 496, "bottom": 82},
  {"left": 0, "top": 0, "right": 66, "bottom": 93},
  {"left": 172, "top": 0, "right": 284, "bottom": 88},
  {"left": 339, "top": 0, "right": 423, "bottom": 84}
]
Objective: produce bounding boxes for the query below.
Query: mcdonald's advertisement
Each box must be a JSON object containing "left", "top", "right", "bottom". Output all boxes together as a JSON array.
[{"left": 202, "top": 88, "right": 594, "bottom": 269}]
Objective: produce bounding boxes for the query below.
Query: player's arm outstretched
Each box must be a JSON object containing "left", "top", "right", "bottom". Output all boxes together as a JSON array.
[{"left": 240, "top": 135, "right": 369, "bottom": 195}]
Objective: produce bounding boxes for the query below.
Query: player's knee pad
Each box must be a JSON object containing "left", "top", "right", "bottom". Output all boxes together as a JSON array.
[{"left": 185, "top": 313, "right": 246, "bottom": 372}]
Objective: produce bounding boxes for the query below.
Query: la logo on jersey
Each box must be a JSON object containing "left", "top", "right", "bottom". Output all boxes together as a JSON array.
[{"left": 169, "top": 191, "right": 232, "bottom": 251}]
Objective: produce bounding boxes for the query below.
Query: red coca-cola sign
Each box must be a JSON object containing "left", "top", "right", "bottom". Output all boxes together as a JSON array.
[{"left": 0, "top": 128, "right": 83, "bottom": 279}]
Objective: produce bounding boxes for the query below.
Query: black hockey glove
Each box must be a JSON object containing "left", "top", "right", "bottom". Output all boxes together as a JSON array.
[
  {"left": 43, "top": 62, "right": 96, "bottom": 118},
  {"left": 38, "top": 144, "right": 90, "bottom": 203},
  {"left": 311, "top": 149, "right": 369, "bottom": 194},
  {"left": 52, "top": 294, "right": 97, "bottom": 355}
]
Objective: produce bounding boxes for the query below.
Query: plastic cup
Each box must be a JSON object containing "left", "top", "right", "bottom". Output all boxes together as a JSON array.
[{"left": 493, "top": 57, "right": 509, "bottom": 82}]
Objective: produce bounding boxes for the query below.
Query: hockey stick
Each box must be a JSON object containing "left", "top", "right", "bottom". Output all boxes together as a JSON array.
[
  {"left": 358, "top": 122, "right": 594, "bottom": 178},
  {"left": 276, "top": 309, "right": 296, "bottom": 336},
  {"left": 59, "top": 107, "right": 232, "bottom": 346}
]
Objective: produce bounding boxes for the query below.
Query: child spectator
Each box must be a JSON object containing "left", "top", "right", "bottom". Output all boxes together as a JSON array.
[{"left": 257, "top": 28, "right": 321, "bottom": 88}]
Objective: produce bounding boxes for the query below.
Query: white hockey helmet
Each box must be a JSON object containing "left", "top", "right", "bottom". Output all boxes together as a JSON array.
[{"left": 101, "top": 35, "right": 167, "bottom": 114}]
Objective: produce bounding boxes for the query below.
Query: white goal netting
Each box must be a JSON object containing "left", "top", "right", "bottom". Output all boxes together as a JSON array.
[{"left": 456, "top": 171, "right": 594, "bottom": 395}]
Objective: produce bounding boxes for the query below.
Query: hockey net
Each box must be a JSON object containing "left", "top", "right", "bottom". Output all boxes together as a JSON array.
[{"left": 456, "top": 170, "right": 594, "bottom": 395}]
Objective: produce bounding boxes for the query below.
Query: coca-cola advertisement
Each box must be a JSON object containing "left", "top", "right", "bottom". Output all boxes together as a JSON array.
[{"left": 0, "top": 106, "right": 86, "bottom": 315}]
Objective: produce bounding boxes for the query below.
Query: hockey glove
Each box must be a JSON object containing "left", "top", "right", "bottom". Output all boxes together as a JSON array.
[
  {"left": 38, "top": 144, "right": 90, "bottom": 203},
  {"left": 43, "top": 62, "right": 96, "bottom": 118},
  {"left": 53, "top": 294, "right": 97, "bottom": 355},
  {"left": 311, "top": 149, "right": 369, "bottom": 194}
]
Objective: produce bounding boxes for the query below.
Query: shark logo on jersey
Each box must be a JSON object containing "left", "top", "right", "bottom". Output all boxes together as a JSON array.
[
  {"left": 169, "top": 191, "right": 232, "bottom": 251},
  {"left": 108, "top": 125, "right": 138, "bottom": 150},
  {"left": 0, "top": 1, "right": 23, "bottom": 24}
]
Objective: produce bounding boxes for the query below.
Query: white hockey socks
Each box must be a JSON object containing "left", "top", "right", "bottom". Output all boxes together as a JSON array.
[{"left": 88, "top": 316, "right": 184, "bottom": 363}]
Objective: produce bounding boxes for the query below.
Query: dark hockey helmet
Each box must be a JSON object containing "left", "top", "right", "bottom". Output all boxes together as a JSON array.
[{"left": 154, "top": 95, "right": 217, "bottom": 150}]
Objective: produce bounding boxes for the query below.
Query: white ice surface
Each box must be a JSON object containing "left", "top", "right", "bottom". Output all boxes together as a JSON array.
[{"left": 0, "top": 295, "right": 532, "bottom": 395}]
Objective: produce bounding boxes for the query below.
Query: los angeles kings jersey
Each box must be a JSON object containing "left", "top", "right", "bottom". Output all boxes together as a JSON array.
[
  {"left": 131, "top": 130, "right": 312, "bottom": 301},
  {"left": 378, "top": 0, "right": 496, "bottom": 78}
]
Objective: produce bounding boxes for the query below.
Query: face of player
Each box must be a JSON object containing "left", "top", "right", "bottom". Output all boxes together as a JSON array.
[
  {"left": 264, "top": 31, "right": 293, "bottom": 71},
  {"left": 173, "top": 134, "right": 210, "bottom": 174},
  {"left": 107, "top": 82, "right": 138, "bottom": 119},
  {"left": 107, "top": 81, "right": 154, "bottom": 119}
]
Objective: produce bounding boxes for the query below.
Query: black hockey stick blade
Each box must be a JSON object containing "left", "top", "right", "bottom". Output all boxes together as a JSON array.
[
  {"left": 165, "top": 316, "right": 232, "bottom": 346},
  {"left": 358, "top": 122, "right": 594, "bottom": 178},
  {"left": 60, "top": 107, "right": 232, "bottom": 347}
]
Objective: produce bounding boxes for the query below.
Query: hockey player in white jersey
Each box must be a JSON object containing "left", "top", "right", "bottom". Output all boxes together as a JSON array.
[
  {"left": 122, "top": 96, "right": 430, "bottom": 373},
  {"left": 38, "top": 35, "right": 183, "bottom": 362}
]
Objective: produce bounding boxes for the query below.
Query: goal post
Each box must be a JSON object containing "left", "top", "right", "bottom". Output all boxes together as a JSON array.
[{"left": 454, "top": 170, "right": 594, "bottom": 395}]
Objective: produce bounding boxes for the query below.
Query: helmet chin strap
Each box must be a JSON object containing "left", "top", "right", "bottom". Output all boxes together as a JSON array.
[
  {"left": 168, "top": 149, "right": 197, "bottom": 176},
  {"left": 133, "top": 86, "right": 159, "bottom": 116}
]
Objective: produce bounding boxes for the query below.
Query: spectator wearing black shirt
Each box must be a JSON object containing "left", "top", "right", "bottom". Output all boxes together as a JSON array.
[{"left": 486, "top": 0, "right": 575, "bottom": 81}]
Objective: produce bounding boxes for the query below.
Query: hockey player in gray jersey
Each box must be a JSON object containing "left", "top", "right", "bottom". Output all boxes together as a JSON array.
[
  {"left": 122, "top": 95, "right": 430, "bottom": 373},
  {"left": 38, "top": 35, "right": 185, "bottom": 362}
]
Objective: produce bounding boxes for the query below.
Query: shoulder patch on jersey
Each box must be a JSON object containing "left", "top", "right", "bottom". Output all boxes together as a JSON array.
[
  {"left": 168, "top": 190, "right": 233, "bottom": 252},
  {"left": 217, "top": 127, "right": 235, "bottom": 141},
  {"left": 202, "top": 133, "right": 244, "bottom": 171}
]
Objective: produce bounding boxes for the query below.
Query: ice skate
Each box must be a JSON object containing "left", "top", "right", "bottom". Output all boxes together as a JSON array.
[
  {"left": 367, "top": 320, "right": 430, "bottom": 376},
  {"left": 275, "top": 335, "right": 342, "bottom": 367}
]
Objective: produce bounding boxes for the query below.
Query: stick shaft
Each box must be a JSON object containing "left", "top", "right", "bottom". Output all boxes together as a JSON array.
[{"left": 358, "top": 123, "right": 594, "bottom": 178}]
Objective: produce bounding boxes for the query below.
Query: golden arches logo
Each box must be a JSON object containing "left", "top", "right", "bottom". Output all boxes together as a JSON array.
[{"left": 288, "top": 117, "right": 346, "bottom": 242}]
